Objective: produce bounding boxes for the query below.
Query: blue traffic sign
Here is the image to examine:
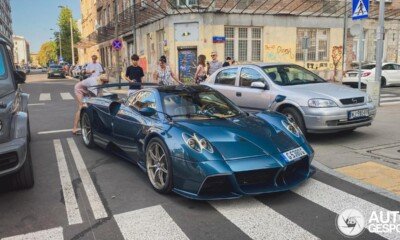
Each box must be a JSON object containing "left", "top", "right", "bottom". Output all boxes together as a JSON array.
[
  {"left": 352, "top": 0, "right": 369, "bottom": 20},
  {"left": 112, "top": 39, "right": 123, "bottom": 51}
]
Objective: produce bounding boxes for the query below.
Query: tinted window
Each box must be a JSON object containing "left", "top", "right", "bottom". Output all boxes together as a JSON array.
[
  {"left": 0, "top": 47, "right": 6, "bottom": 79},
  {"left": 129, "top": 91, "right": 157, "bottom": 111},
  {"left": 239, "top": 68, "right": 265, "bottom": 87},
  {"left": 262, "top": 65, "right": 325, "bottom": 86},
  {"left": 215, "top": 68, "right": 237, "bottom": 86},
  {"left": 395, "top": 65, "right": 400, "bottom": 70},
  {"left": 383, "top": 64, "right": 395, "bottom": 70},
  {"left": 361, "top": 64, "right": 375, "bottom": 70}
]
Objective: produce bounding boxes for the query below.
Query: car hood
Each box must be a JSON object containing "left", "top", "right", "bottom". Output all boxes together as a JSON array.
[
  {"left": 175, "top": 116, "right": 300, "bottom": 160},
  {"left": 286, "top": 83, "right": 365, "bottom": 100}
]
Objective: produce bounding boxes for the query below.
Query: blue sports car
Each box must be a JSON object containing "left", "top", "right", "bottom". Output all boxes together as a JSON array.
[{"left": 80, "top": 85, "right": 315, "bottom": 200}]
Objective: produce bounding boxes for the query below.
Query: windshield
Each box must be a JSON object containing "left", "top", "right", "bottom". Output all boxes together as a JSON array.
[
  {"left": 160, "top": 90, "right": 242, "bottom": 120},
  {"left": 50, "top": 65, "right": 62, "bottom": 69},
  {"left": 0, "top": 45, "right": 13, "bottom": 97},
  {"left": 361, "top": 64, "right": 375, "bottom": 70},
  {"left": 262, "top": 65, "right": 326, "bottom": 86}
]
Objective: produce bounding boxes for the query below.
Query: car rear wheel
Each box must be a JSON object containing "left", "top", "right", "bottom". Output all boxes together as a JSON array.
[
  {"left": 281, "top": 107, "right": 307, "bottom": 135},
  {"left": 81, "top": 112, "right": 95, "bottom": 148},
  {"left": 10, "top": 146, "right": 34, "bottom": 190},
  {"left": 381, "top": 77, "right": 387, "bottom": 88},
  {"left": 146, "top": 138, "right": 173, "bottom": 194}
]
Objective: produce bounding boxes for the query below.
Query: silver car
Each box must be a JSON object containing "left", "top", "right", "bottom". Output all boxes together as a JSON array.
[{"left": 203, "top": 63, "right": 376, "bottom": 134}]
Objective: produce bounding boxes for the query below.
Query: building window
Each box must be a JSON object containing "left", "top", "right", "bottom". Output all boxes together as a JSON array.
[
  {"left": 176, "top": 0, "right": 197, "bottom": 7},
  {"left": 224, "top": 26, "right": 262, "bottom": 63},
  {"left": 296, "top": 28, "right": 329, "bottom": 61},
  {"left": 352, "top": 37, "right": 366, "bottom": 62}
]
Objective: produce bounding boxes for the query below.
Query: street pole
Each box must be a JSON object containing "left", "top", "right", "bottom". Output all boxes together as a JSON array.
[
  {"left": 357, "top": 31, "right": 364, "bottom": 90},
  {"left": 342, "top": 0, "right": 348, "bottom": 82},
  {"left": 374, "top": 0, "right": 385, "bottom": 106},
  {"left": 133, "top": 3, "right": 137, "bottom": 53},
  {"left": 59, "top": 32, "right": 62, "bottom": 61},
  {"left": 115, "top": 8, "right": 121, "bottom": 89},
  {"left": 70, "top": 17, "right": 75, "bottom": 65}
]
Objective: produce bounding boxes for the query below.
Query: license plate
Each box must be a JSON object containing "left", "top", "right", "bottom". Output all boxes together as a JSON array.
[
  {"left": 282, "top": 147, "right": 307, "bottom": 162},
  {"left": 348, "top": 109, "right": 369, "bottom": 120},
  {"left": 54, "top": 73, "right": 60, "bottom": 76},
  {"left": 349, "top": 73, "right": 357, "bottom": 77}
]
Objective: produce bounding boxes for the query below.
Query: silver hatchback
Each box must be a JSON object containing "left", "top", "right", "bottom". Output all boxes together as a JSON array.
[{"left": 203, "top": 63, "right": 376, "bottom": 134}]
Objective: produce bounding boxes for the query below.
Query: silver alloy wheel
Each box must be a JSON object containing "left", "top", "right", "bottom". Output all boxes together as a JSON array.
[
  {"left": 146, "top": 142, "right": 168, "bottom": 190},
  {"left": 81, "top": 114, "right": 91, "bottom": 146},
  {"left": 285, "top": 113, "right": 295, "bottom": 123}
]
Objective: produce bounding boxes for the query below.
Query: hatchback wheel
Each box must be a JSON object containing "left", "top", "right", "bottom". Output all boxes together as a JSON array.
[
  {"left": 146, "top": 138, "right": 173, "bottom": 194},
  {"left": 81, "top": 112, "right": 95, "bottom": 148},
  {"left": 281, "top": 107, "right": 306, "bottom": 135},
  {"left": 381, "top": 77, "right": 387, "bottom": 88}
]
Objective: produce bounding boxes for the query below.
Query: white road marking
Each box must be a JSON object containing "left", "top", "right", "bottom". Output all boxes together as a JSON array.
[
  {"left": 114, "top": 205, "right": 189, "bottom": 240},
  {"left": 38, "top": 129, "right": 79, "bottom": 135},
  {"left": 380, "top": 97, "right": 400, "bottom": 102},
  {"left": 211, "top": 198, "right": 318, "bottom": 240},
  {"left": 67, "top": 138, "right": 108, "bottom": 220},
  {"left": 28, "top": 103, "right": 45, "bottom": 106},
  {"left": 60, "top": 92, "right": 74, "bottom": 100},
  {"left": 53, "top": 140, "right": 83, "bottom": 225},
  {"left": 39, "top": 93, "right": 51, "bottom": 101},
  {"left": 380, "top": 102, "right": 400, "bottom": 106},
  {"left": 293, "top": 178, "right": 400, "bottom": 240},
  {"left": 2, "top": 227, "right": 63, "bottom": 240},
  {"left": 380, "top": 94, "right": 396, "bottom": 97}
]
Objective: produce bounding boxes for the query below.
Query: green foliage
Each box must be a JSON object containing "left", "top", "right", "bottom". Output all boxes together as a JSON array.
[
  {"left": 54, "top": 7, "right": 81, "bottom": 64},
  {"left": 38, "top": 41, "right": 57, "bottom": 67}
]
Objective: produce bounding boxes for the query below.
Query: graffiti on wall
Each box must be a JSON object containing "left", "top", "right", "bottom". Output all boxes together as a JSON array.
[
  {"left": 265, "top": 44, "right": 295, "bottom": 61},
  {"left": 178, "top": 48, "right": 197, "bottom": 84},
  {"left": 331, "top": 46, "right": 343, "bottom": 82}
]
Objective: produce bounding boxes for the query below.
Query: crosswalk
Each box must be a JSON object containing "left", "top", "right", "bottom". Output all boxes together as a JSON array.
[
  {"left": 37, "top": 92, "right": 74, "bottom": 102},
  {"left": 2, "top": 137, "right": 399, "bottom": 240},
  {"left": 380, "top": 94, "right": 400, "bottom": 106}
]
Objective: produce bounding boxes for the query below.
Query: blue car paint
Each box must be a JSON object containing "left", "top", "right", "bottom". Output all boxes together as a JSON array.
[{"left": 82, "top": 86, "right": 315, "bottom": 200}]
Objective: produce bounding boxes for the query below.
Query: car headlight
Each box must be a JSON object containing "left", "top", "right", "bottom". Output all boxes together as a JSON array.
[
  {"left": 282, "top": 119, "right": 302, "bottom": 137},
  {"left": 182, "top": 133, "right": 213, "bottom": 153},
  {"left": 367, "top": 94, "right": 373, "bottom": 103},
  {"left": 308, "top": 99, "right": 338, "bottom": 108}
]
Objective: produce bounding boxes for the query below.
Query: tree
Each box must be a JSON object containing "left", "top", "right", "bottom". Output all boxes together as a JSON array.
[
  {"left": 38, "top": 41, "right": 57, "bottom": 67},
  {"left": 54, "top": 7, "right": 81, "bottom": 64}
]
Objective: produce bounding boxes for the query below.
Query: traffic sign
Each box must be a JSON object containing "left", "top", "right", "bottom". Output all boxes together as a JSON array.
[
  {"left": 352, "top": 0, "right": 369, "bottom": 20},
  {"left": 112, "top": 39, "right": 123, "bottom": 51}
]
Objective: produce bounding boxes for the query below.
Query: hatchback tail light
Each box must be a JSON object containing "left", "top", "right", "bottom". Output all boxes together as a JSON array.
[{"left": 362, "top": 72, "right": 371, "bottom": 77}]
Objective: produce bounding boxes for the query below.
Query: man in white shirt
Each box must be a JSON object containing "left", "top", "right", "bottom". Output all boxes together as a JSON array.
[{"left": 85, "top": 55, "right": 104, "bottom": 77}]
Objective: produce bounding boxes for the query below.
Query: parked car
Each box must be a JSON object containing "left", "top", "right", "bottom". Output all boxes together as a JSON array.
[
  {"left": 80, "top": 85, "right": 314, "bottom": 199},
  {"left": 342, "top": 63, "right": 400, "bottom": 88},
  {"left": 79, "top": 63, "right": 91, "bottom": 80},
  {"left": 203, "top": 63, "right": 376, "bottom": 134},
  {"left": 47, "top": 65, "right": 65, "bottom": 78},
  {"left": 71, "top": 65, "right": 82, "bottom": 78},
  {"left": 0, "top": 37, "right": 33, "bottom": 190}
]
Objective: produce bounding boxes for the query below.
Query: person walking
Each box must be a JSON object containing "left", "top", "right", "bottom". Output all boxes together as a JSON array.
[
  {"left": 153, "top": 56, "right": 182, "bottom": 85},
  {"left": 208, "top": 51, "right": 223, "bottom": 76},
  {"left": 125, "top": 54, "right": 144, "bottom": 96},
  {"left": 194, "top": 54, "right": 207, "bottom": 84},
  {"left": 85, "top": 55, "right": 104, "bottom": 78},
  {"left": 72, "top": 74, "right": 109, "bottom": 135}
]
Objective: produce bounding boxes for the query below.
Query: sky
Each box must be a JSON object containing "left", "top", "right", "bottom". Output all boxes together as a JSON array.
[{"left": 11, "top": 0, "right": 81, "bottom": 53}]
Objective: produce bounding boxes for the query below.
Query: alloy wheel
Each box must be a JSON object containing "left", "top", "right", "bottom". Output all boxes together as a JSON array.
[
  {"left": 81, "top": 114, "right": 92, "bottom": 146},
  {"left": 146, "top": 142, "right": 168, "bottom": 190}
]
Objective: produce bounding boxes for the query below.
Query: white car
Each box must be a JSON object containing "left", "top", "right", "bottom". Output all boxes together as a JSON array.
[{"left": 343, "top": 63, "right": 400, "bottom": 88}]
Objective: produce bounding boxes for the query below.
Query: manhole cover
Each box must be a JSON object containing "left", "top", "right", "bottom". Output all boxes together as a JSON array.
[{"left": 370, "top": 145, "right": 400, "bottom": 160}]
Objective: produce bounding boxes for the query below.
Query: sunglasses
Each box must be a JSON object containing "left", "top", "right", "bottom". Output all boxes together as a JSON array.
[{"left": 211, "top": 54, "right": 216, "bottom": 57}]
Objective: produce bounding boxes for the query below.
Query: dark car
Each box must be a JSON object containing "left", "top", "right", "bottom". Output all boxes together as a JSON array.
[
  {"left": 47, "top": 65, "right": 65, "bottom": 79},
  {"left": 80, "top": 85, "right": 314, "bottom": 200},
  {"left": 0, "top": 38, "right": 33, "bottom": 190},
  {"left": 79, "top": 63, "right": 91, "bottom": 81}
]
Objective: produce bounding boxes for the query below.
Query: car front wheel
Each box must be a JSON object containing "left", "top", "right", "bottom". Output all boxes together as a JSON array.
[
  {"left": 281, "top": 107, "right": 307, "bottom": 135},
  {"left": 146, "top": 138, "right": 173, "bottom": 194}
]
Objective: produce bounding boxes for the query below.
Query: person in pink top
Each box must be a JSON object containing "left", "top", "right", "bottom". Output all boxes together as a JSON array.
[{"left": 72, "top": 74, "right": 109, "bottom": 135}]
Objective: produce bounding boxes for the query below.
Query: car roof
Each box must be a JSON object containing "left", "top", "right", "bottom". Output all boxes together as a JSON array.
[
  {"left": 226, "top": 63, "right": 297, "bottom": 68},
  {"left": 151, "top": 85, "right": 214, "bottom": 93}
]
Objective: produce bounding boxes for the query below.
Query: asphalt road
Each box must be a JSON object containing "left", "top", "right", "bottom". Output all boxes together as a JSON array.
[{"left": 0, "top": 74, "right": 399, "bottom": 240}]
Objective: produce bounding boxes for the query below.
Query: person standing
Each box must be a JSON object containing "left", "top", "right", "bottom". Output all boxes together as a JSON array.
[
  {"left": 194, "top": 54, "right": 207, "bottom": 84},
  {"left": 125, "top": 54, "right": 144, "bottom": 96},
  {"left": 222, "top": 57, "right": 232, "bottom": 67},
  {"left": 208, "top": 51, "right": 223, "bottom": 76},
  {"left": 72, "top": 74, "right": 109, "bottom": 135},
  {"left": 153, "top": 56, "right": 182, "bottom": 85},
  {"left": 86, "top": 55, "right": 104, "bottom": 78}
]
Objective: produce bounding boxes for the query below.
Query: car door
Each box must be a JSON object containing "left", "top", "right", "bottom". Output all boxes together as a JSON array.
[
  {"left": 234, "top": 67, "right": 270, "bottom": 110},
  {"left": 113, "top": 91, "right": 158, "bottom": 162},
  {"left": 208, "top": 67, "right": 239, "bottom": 103},
  {"left": 393, "top": 64, "right": 400, "bottom": 83},
  {"left": 382, "top": 64, "right": 396, "bottom": 84}
]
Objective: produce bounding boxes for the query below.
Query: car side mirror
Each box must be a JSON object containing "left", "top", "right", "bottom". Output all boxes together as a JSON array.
[
  {"left": 139, "top": 107, "right": 157, "bottom": 117},
  {"left": 251, "top": 81, "right": 268, "bottom": 90},
  {"left": 275, "top": 95, "right": 286, "bottom": 103},
  {"left": 14, "top": 70, "right": 26, "bottom": 84}
]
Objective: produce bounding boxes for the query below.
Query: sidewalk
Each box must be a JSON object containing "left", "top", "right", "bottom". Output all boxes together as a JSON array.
[{"left": 309, "top": 104, "right": 400, "bottom": 196}]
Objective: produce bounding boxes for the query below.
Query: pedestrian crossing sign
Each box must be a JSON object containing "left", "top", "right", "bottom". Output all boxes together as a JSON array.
[{"left": 352, "top": 0, "right": 369, "bottom": 20}]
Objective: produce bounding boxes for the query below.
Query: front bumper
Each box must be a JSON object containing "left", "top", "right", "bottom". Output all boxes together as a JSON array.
[
  {"left": 301, "top": 103, "right": 377, "bottom": 133},
  {"left": 171, "top": 154, "right": 315, "bottom": 200},
  {"left": 0, "top": 138, "right": 28, "bottom": 178}
]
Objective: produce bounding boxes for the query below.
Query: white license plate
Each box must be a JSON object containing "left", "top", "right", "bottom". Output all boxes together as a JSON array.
[
  {"left": 348, "top": 109, "right": 369, "bottom": 120},
  {"left": 54, "top": 73, "right": 60, "bottom": 76},
  {"left": 282, "top": 147, "right": 307, "bottom": 162}
]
